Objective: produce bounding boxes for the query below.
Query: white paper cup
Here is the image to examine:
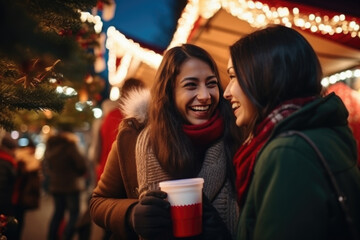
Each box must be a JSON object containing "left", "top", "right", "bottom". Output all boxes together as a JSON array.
[{"left": 159, "top": 178, "right": 204, "bottom": 237}]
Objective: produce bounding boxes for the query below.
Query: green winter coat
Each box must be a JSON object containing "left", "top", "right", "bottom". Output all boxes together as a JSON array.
[{"left": 237, "top": 93, "right": 360, "bottom": 240}]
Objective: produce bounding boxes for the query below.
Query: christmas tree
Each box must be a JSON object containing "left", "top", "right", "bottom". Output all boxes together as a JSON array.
[{"left": 0, "top": 0, "right": 102, "bottom": 131}]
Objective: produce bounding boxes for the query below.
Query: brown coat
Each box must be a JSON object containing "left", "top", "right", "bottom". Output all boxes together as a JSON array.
[{"left": 89, "top": 117, "right": 144, "bottom": 240}]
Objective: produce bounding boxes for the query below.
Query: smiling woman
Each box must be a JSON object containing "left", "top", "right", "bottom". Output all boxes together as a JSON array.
[
  {"left": 224, "top": 59, "right": 256, "bottom": 129},
  {"left": 174, "top": 57, "right": 220, "bottom": 125},
  {"left": 90, "top": 43, "right": 242, "bottom": 240},
  {"left": 224, "top": 24, "right": 360, "bottom": 240}
]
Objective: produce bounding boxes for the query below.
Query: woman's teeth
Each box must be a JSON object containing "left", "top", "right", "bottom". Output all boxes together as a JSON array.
[
  {"left": 232, "top": 103, "right": 240, "bottom": 109},
  {"left": 191, "top": 105, "right": 210, "bottom": 111}
]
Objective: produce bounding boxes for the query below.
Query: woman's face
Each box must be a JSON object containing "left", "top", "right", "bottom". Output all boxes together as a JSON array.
[
  {"left": 224, "top": 58, "right": 256, "bottom": 127},
  {"left": 174, "top": 57, "right": 220, "bottom": 125}
]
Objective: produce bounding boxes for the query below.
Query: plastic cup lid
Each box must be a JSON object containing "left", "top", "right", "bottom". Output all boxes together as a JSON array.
[{"left": 159, "top": 178, "right": 204, "bottom": 188}]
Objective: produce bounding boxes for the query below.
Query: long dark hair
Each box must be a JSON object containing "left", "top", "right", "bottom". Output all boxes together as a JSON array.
[
  {"left": 148, "top": 44, "right": 240, "bottom": 179},
  {"left": 230, "top": 24, "right": 323, "bottom": 137}
]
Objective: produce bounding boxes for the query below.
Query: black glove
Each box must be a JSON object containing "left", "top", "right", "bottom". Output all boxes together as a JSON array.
[
  {"left": 128, "top": 190, "right": 173, "bottom": 240},
  {"left": 200, "top": 194, "right": 232, "bottom": 240}
]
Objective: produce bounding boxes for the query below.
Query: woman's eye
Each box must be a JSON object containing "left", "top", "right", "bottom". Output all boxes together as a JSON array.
[
  {"left": 228, "top": 75, "right": 236, "bottom": 80},
  {"left": 184, "top": 82, "right": 197, "bottom": 88},
  {"left": 207, "top": 80, "right": 218, "bottom": 87}
]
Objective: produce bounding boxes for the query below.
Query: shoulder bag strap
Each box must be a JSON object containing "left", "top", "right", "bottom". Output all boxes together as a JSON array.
[{"left": 278, "top": 130, "right": 358, "bottom": 240}]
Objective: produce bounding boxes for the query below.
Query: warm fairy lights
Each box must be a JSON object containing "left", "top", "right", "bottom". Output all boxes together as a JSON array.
[
  {"left": 98, "top": 0, "right": 360, "bottom": 91},
  {"left": 217, "top": 0, "right": 360, "bottom": 36},
  {"left": 105, "top": 0, "right": 199, "bottom": 75},
  {"left": 106, "top": 26, "right": 163, "bottom": 86},
  {"left": 167, "top": 0, "right": 200, "bottom": 49},
  {"left": 321, "top": 69, "right": 360, "bottom": 87},
  {"left": 104, "top": 0, "right": 199, "bottom": 87},
  {"left": 80, "top": 11, "right": 103, "bottom": 33}
]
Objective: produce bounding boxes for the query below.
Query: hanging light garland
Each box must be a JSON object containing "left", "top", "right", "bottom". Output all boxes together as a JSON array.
[
  {"left": 103, "top": 0, "right": 359, "bottom": 87},
  {"left": 218, "top": 0, "right": 359, "bottom": 37},
  {"left": 105, "top": 0, "right": 199, "bottom": 73},
  {"left": 80, "top": 11, "right": 103, "bottom": 33},
  {"left": 321, "top": 69, "right": 360, "bottom": 87}
]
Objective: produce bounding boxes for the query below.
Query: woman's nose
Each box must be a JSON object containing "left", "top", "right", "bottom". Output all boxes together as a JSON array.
[
  {"left": 223, "top": 82, "right": 231, "bottom": 100},
  {"left": 197, "top": 86, "right": 210, "bottom": 101}
]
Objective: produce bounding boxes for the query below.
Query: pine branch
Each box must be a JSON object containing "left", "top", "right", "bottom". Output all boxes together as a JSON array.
[
  {"left": 0, "top": 109, "right": 16, "bottom": 131},
  {"left": 0, "top": 0, "right": 97, "bottom": 79},
  {"left": 0, "top": 0, "right": 100, "bottom": 130},
  {"left": 1, "top": 87, "right": 67, "bottom": 111}
]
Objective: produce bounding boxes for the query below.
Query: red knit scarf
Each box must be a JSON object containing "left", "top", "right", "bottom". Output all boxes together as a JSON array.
[
  {"left": 234, "top": 97, "right": 315, "bottom": 206},
  {"left": 182, "top": 109, "right": 224, "bottom": 148}
]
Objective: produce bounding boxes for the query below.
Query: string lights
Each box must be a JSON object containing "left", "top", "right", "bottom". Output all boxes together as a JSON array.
[
  {"left": 216, "top": 0, "right": 359, "bottom": 37},
  {"left": 101, "top": 0, "right": 360, "bottom": 94},
  {"left": 321, "top": 69, "right": 360, "bottom": 87},
  {"left": 80, "top": 11, "right": 103, "bottom": 33}
]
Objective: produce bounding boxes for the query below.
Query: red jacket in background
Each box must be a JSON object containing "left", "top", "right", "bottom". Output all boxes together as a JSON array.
[{"left": 96, "top": 108, "right": 123, "bottom": 182}]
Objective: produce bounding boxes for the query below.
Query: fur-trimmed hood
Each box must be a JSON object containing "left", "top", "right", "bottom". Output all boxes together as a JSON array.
[{"left": 119, "top": 88, "right": 150, "bottom": 124}]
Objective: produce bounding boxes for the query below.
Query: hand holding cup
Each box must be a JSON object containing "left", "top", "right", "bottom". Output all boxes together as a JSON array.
[{"left": 128, "top": 190, "right": 172, "bottom": 239}]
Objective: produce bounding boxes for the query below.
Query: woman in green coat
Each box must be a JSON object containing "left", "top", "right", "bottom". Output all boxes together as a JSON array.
[{"left": 224, "top": 24, "right": 360, "bottom": 240}]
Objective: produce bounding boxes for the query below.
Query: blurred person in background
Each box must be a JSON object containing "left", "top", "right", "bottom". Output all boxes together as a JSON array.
[
  {"left": 0, "top": 130, "right": 19, "bottom": 240},
  {"left": 14, "top": 137, "right": 41, "bottom": 239},
  {"left": 43, "top": 126, "right": 87, "bottom": 240},
  {"left": 87, "top": 99, "right": 119, "bottom": 187},
  {"left": 96, "top": 77, "right": 145, "bottom": 184}
]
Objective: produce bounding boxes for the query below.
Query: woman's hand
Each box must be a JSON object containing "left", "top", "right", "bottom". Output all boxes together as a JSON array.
[
  {"left": 128, "top": 190, "right": 173, "bottom": 239},
  {"left": 201, "top": 194, "right": 232, "bottom": 240}
]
